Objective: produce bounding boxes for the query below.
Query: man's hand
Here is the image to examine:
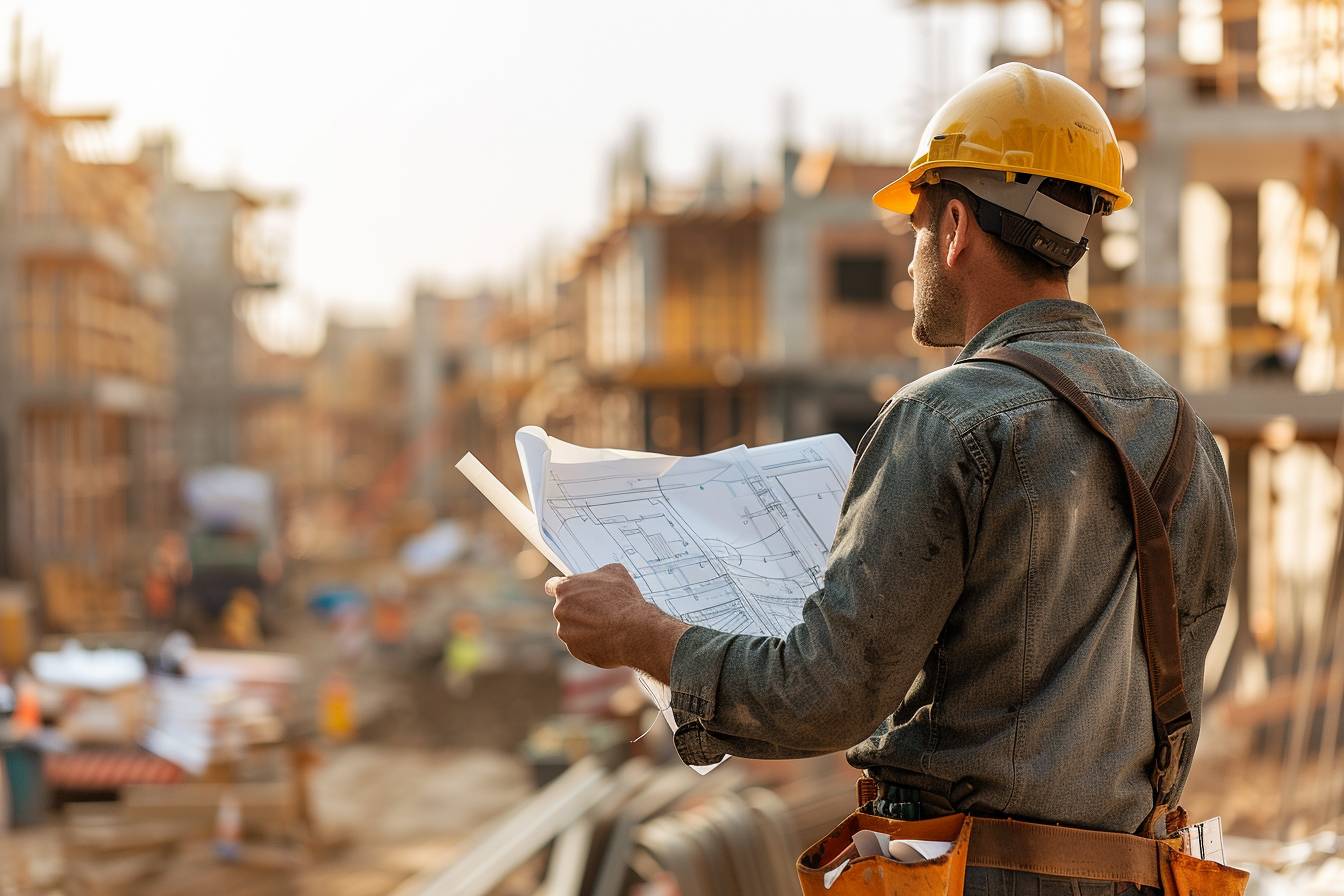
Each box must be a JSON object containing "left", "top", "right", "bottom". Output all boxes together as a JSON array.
[{"left": 545, "top": 563, "right": 690, "bottom": 682}]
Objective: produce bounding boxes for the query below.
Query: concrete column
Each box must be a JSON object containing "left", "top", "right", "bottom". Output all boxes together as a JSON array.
[
  {"left": 1213, "top": 438, "right": 1258, "bottom": 698},
  {"left": 631, "top": 224, "right": 663, "bottom": 361},
  {"left": 756, "top": 384, "right": 788, "bottom": 445},
  {"left": 763, "top": 214, "right": 818, "bottom": 364},
  {"left": 1131, "top": 141, "right": 1185, "bottom": 381},
  {"left": 409, "top": 290, "right": 442, "bottom": 507},
  {"left": 790, "top": 392, "right": 825, "bottom": 440},
  {"left": 1131, "top": 0, "right": 1189, "bottom": 382}
]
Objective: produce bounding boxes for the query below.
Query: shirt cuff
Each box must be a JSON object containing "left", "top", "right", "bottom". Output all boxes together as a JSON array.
[
  {"left": 673, "top": 720, "right": 731, "bottom": 767},
  {"left": 667, "top": 623, "right": 736, "bottom": 724}
]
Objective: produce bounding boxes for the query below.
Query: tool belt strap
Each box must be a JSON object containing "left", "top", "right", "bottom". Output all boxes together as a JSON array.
[
  {"left": 963, "top": 346, "right": 1198, "bottom": 814},
  {"left": 969, "top": 817, "right": 1164, "bottom": 888}
]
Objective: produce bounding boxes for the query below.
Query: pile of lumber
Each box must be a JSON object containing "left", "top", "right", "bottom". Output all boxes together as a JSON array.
[
  {"left": 59, "top": 744, "right": 319, "bottom": 896},
  {"left": 392, "top": 755, "right": 854, "bottom": 896}
]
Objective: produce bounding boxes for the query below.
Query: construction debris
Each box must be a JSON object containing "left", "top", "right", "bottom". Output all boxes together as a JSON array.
[{"left": 391, "top": 749, "right": 856, "bottom": 896}]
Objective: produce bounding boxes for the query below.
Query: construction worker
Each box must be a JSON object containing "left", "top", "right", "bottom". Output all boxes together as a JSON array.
[{"left": 547, "top": 63, "right": 1235, "bottom": 894}]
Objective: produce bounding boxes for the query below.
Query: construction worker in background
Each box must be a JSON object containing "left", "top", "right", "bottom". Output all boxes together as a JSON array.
[
  {"left": 547, "top": 63, "right": 1239, "bottom": 894},
  {"left": 445, "top": 611, "right": 485, "bottom": 698}
]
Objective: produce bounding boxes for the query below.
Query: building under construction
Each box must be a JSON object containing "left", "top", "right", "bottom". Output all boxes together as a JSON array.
[
  {"left": 0, "top": 38, "right": 299, "bottom": 634},
  {"left": 0, "top": 73, "right": 177, "bottom": 631}
]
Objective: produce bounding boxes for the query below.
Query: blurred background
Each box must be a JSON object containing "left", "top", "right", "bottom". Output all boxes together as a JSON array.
[{"left": 0, "top": 0, "right": 1341, "bottom": 893}]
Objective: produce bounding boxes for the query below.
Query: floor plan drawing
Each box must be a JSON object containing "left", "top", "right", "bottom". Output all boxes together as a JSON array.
[
  {"left": 537, "top": 446, "right": 836, "bottom": 638},
  {"left": 748, "top": 434, "right": 854, "bottom": 568}
]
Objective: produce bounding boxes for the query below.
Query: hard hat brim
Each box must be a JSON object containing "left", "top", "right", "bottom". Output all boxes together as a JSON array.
[
  {"left": 874, "top": 161, "right": 1133, "bottom": 216},
  {"left": 873, "top": 175, "right": 919, "bottom": 216}
]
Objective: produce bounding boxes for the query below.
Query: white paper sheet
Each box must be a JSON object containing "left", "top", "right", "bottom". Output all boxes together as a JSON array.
[
  {"left": 822, "top": 832, "right": 954, "bottom": 889},
  {"left": 454, "top": 453, "right": 572, "bottom": 575},
  {"left": 851, "top": 830, "right": 954, "bottom": 864},
  {"left": 533, "top": 440, "right": 844, "bottom": 636},
  {"left": 822, "top": 859, "right": 851, "bottom": 889},
  {"left": 888, "top": 839, "right": 955, "bottom": 863},
  {"left": 1177, "top": 816, "right": 1226, "bottom": 865}
]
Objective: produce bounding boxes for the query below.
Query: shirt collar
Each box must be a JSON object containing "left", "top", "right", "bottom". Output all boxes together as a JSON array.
[{"left": 954, "top": 299, "right": 1107, "bottom": 363}]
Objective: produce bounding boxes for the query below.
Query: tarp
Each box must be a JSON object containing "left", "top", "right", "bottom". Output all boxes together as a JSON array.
[{"left": 183, "top": 466, "right": 276, "bottom": 533}]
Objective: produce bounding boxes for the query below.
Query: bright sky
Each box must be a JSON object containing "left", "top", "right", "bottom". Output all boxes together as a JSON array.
[{"left": 8, "top": 1, "right": 1023, "bottom": 331}]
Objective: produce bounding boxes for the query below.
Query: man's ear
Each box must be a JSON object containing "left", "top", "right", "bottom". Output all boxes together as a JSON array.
[{"left": 944, "top": 197, "right": 972, "bottom": 268}]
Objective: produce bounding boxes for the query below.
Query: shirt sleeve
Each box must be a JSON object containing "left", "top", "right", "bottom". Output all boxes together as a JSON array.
[{"left": 666, "top": 396, "right": 987, "bottom": 766}]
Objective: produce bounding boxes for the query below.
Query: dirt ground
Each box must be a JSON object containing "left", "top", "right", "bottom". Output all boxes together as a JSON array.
[{"left": 310, "top": 744, "right": 528, "bottom": 844}]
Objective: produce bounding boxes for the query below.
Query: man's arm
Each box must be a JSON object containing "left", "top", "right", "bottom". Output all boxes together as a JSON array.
[{"left": 549, "top": 396, "right": 985, "bottom": 765}]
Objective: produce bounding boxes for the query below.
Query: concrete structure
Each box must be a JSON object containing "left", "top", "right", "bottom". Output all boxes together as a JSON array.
[
  {"left": 762, "top": 145, "right": 933, "bottom": 445},
  {"left": 137, "top": 135, "right": 293, "bottom": 476},
  {"left": 0, "top": 83, "right": 176, "bottom": 625}
]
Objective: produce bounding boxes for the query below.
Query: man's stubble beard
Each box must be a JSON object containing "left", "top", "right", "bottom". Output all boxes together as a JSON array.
[{"left": 910, "top": 233, "right": 967, "bottom": 349}]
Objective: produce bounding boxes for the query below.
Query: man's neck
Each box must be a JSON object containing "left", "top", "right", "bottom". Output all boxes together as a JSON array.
[{"left": 962, "top": 278, "right": 1072, "bottom": 345}]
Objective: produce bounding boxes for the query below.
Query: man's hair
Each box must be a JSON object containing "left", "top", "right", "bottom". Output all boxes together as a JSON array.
[{"left": 921, "top": 177, "right": 1096, "bottom": 282}]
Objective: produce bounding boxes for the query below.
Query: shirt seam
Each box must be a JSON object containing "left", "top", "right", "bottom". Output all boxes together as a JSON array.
[
  {"left": 899, "top": 395, "right": 993, "bottom": 483},
  {"left": 922, "top": 640, "right": 949, "bottom": 774},
  {"left": 1003, "top": 413, "right": 1039, "bottom": 816}
]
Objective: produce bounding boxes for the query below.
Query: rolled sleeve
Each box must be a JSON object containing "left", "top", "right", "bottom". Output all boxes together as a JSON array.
[
  {"left": 662, "top": 396, "right": 986, "bottom": 762},
  {"left": 669, "top": 624, "right": 735, "bottom": 721}
]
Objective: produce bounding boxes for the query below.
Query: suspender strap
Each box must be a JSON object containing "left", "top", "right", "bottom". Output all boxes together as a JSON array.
[
  {"left": 1152, "top": 386, "right": 1197, "bottom": 527},
  {"left": 963, "top": 346, "right": 1197, "bottom": 813}
]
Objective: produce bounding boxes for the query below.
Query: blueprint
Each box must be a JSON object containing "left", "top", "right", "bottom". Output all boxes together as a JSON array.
[{"left": 514, "top": 427, "right": 854, "bottom": 639}]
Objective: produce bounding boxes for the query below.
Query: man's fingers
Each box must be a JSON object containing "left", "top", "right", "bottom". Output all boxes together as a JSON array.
[{"left": 544, "top": 576, "right": 567, "bottom": 599}]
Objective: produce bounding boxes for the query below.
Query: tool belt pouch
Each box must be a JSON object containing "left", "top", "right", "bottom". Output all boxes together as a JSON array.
[
  {"left": 796, "top": 809, "right": 972, "bottom": 896},
  {"left": 1159, "top": 838, "right": 1250, "bottom": 896}
]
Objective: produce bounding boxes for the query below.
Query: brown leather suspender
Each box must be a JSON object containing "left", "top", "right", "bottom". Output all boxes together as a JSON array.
[{"left": 966, "top": 346, "right": 1198, "bottom": 826}]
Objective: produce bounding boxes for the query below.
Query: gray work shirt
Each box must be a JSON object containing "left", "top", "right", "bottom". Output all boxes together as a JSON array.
[{"left": 667, "top": 299, "right": 1235, "bottom": 834}]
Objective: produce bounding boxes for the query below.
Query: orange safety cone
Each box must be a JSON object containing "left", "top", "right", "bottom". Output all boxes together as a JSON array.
[{"left": 10, "top": 675, "right": 39, "bottom": 737}]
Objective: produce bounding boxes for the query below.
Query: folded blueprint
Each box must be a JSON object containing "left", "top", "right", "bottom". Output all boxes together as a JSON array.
[
  {"left": 456, "top": 429, "right": 855, "bottom": 769},
  {"left": 511, "top": 427, "right": 853, "bottom": 637}
]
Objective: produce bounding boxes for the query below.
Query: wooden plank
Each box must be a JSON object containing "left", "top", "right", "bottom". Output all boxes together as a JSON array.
[
  {"left": 391, "top": 756, "right": 613, "bottom": 896},
  {"left": 1218, "top": 674, "right": 1337, "bottom": 728},
  {"left": 120, "top": 782, "right": 297, "bottom": 836},
  {"left": 64, "top": 813, "right": 190, "bottom": 855},
  {"left": 539, "top": 816, "right": 595, "bottom": 896},
  {"left": 589, "top": 765, "right": 711, "bottom": 896}
]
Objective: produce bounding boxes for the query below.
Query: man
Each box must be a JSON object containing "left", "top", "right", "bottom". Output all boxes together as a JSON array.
[{"left": 547, "top": 64, "right": 1234, "bottom": 894}]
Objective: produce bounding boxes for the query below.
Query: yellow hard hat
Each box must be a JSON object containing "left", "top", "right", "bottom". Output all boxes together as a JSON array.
[{"left": 873, "top": 63, "right": 1131, "bottom": 216}]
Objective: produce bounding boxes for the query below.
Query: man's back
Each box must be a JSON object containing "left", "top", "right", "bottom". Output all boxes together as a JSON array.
[{"left": 850, "top": 299, "right": 1236, "bottom": 833}]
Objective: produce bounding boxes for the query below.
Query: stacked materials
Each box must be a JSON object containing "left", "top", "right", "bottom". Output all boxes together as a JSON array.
[{"left": 392, "top": 755, "right": 855, "bottom": 896}]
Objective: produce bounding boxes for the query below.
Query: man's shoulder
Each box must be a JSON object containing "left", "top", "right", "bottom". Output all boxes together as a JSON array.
[
  {"left": 893, "top": 340, "right": 1177, "bottom": 434},
  {"left": 892, "top": 359, "right": 1048, "bottom": 434}
]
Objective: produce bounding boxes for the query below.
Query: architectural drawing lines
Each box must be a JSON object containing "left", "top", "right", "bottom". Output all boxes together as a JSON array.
[{"left": 529, "top": 433, "right": 855, "bottom": 641}]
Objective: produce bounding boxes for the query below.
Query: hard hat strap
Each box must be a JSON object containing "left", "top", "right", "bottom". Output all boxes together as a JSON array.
[
  {"left": 931, "top": 169, "right": 1091, "bottom": 269},
  {"left": 976, "top": 199, "right": 1090, "bottom": 269},
  {"left": 936, "top": 169, "right": 1095, "bottom": 241}
]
